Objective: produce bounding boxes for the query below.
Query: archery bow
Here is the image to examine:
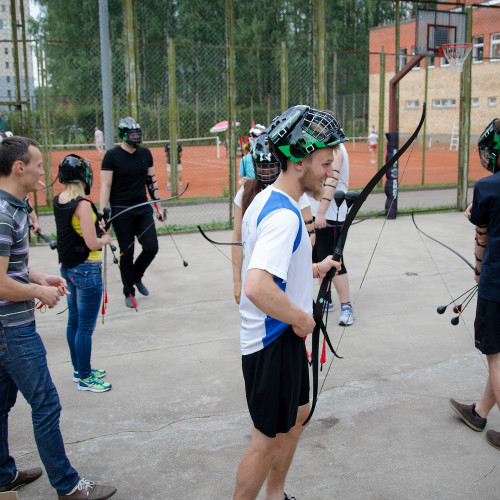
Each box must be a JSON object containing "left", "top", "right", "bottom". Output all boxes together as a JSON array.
[
  {"left": 304, "top": 103, "right": 427, "bottom": 425},
  {"left": 197, "top": 225, "right": 242, "bottom": 246}
]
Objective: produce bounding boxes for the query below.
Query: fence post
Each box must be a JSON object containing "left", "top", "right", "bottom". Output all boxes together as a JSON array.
[
  {"left": 422, "top": 56, "right": 429, "bottom": 185},
  {"left": 99, "top": 0, "right": 114, "bottom": 152},
  {"left": 331, "top": 51, "right": 337, "bottom": 113},
  {"left": 122, "top": 0, "right": 139, "bottom": 119},
  {"left": 457, "top": 5, "right": 473, "bottom": 211},
  {"left": 168, "top": 38, "right": 178, "bottom": 196},
  {"left": 377, "top": 47, "right": 385, "bottom": 179},
  {"left": 226, "top": 0, "right": 236, "bottom": 223},
  {"left": 281, "top": 41, "right": 288, "bottom": 112}
]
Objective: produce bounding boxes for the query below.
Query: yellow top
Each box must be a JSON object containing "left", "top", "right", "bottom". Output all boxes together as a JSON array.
[{"left": 71, "top": 210, "right": 101, "bottom": 261}]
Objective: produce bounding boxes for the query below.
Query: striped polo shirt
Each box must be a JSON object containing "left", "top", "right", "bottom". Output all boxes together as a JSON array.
[{"left": 0, "top": 189, "right": 35, "bottom": 327}]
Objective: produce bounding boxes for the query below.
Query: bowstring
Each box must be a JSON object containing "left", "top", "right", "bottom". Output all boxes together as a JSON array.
[{"left": 318, "top": 136, "right": 420, "bottom": 395}]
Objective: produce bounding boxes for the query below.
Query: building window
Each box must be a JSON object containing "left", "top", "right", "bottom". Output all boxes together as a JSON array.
[
  {"left": 473, "top": 36, "right": 484, "bottom": 63},
  {"left": 5, "top": 61, "right": 8, "bottom": 69},
  {"left": 6, "top": 75, "right": 9, "bottom": 83},
  {"left": 491, "top": 33, "right": 500, "bottom": 60},
  {"left": 3, "top": 47, "right": 7, "bottom": 55},
  {"left": 1, "top": 6, "right": 5, "bottom": 12},
  {"left": 488, "top": 97, "right": 497, "bottom": 107},
  {"left": 406, "top": 100, "right": 419, "bottom": 109},
  {"left": 471, "top": 97, "right": 479, "bottom": 107},
  {"left": 398, "top": 48, "right": 407, "bottom": 70},
  {"left": 428, "top": 55, "right": 435, "bottom": 68},
  {"left": 7, "top": 90, "right": 10, "bottom": 98},
  {"left": 432, "top": 98, "right": 456, "bottom": 109},
  {"left": 0, "top": 20, "right": 3, "bottom": 29}
]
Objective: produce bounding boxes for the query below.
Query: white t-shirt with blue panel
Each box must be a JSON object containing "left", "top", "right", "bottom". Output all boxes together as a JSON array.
[{"left": 239, "top": 186, "right": 313, "bottom": 355}]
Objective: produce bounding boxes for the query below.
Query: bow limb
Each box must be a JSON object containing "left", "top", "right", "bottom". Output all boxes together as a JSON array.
[
  {"left": 411, "top": 212, "right": 474, "bottom": 270},
  {"left": 197, "top": 225, "right": 242, "bottom": 246},
  {"left": 104, "top": 183, "right": 189, "bottom": 229},
  {"left": 304, "top": 104, "right": 427, "bottom": 426}
]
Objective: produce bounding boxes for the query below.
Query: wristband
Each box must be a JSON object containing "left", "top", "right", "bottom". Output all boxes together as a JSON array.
[
  {"left": 308, "top": 229, "right": 316, "bottom": 235},
  {"left": 303, "top": 219, "right": 314, "bottom": 225}
]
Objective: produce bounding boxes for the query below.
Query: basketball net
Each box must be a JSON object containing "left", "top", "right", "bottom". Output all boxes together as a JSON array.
[{"left": 438, "top": 43, "right": 473, "bottom": 74}]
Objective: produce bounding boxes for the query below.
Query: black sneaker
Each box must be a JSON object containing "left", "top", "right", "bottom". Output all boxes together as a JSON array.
[
  {"left": 449, "top": 399, "right": 486, "bottom": 431},
  {"left": 0, "top": 467, "right": 42, "bottom": 492}
]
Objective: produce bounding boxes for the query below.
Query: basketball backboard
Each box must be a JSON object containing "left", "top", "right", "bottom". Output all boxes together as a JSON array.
[{"left": 415, "top": 9, "right": 468, "bottom": 56}]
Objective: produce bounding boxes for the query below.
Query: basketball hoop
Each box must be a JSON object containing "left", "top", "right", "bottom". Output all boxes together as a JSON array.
[{"left": 438, "top": 43, "right": 473, "bottom": 74}]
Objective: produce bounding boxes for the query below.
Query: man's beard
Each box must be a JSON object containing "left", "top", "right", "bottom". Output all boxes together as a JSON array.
[{"left": 300, "top": 164, "right": 324, "bottom": 200}]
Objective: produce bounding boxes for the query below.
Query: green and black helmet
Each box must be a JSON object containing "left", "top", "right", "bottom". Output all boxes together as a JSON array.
[
  {"left": 266, "top": 105, "right": 347, "bottom": 169},
  {"left": 117, "top": 116, "right": 142, "bottom": 148},
  {"left": 58, "top": 154, "right": 93, "bottom": 195},
  {"left": 478, "top": 118, "right": 500, "bottom": 173}
]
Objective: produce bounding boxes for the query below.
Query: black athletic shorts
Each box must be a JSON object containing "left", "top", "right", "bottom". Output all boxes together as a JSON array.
[
  {"left": 474, "top": 296, "right": 500, "bottom": 355},
  {"left": 312, "top": 220, "right": 347, "bottom": 275},
  {"left": 241, "top": 326, "right": 310, "bottom": 438}
]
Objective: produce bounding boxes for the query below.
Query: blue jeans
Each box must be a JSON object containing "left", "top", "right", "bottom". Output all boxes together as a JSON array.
[
  {"left": 0, "top": 321, "right": 79, "bottom": 495},
  {"left": 61, "top": 262, "right": 103, "bottom": 380}
]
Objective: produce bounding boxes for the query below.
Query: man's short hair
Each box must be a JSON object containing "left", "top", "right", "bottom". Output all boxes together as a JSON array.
[{"left": 0, "top": 136, "right": 41, "bottom": 177}]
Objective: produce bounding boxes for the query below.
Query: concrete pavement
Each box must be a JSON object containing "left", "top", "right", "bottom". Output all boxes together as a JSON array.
[{"left": 8, "top": 207, "right": 500, "bottom": 499}]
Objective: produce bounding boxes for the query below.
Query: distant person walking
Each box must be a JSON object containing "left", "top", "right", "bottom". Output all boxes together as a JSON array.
[
  {"left": 100, "top": 117, "right": 164, "bottom": 309},
  {"left": 368, "top": 126, "right": 378, "bottom": 164},
  {"left": 94, "top": 127, "right": 104, "bottom": 157}
]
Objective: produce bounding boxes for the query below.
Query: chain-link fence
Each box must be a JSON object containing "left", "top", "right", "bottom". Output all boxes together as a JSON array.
[{"left": 0, "top": 1, "right": 498, "bottom": 241}]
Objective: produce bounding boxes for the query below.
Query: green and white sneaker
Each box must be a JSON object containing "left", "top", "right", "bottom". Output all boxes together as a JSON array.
[
  {"left": 78, "top": 375, "right": 112, "bottom": 393},
  {"left": 73, "top": 368, "right": 106, "bottom": 383}
]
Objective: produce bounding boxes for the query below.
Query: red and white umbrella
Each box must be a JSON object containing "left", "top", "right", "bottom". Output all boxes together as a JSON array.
[{"left": 210, "top": 120, "right": 240, "bottom": 133}]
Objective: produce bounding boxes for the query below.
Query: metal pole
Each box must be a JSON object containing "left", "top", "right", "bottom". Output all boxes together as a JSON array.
[
  {"left": 19, "top": 0, "right": 32, "bottom": 137},
  {"left": 457, "top": 6, "right": 473, "bottom": 211},
  {"left": 10, "top": 0, "right": 22, "bottom": 134},
  {"left": 377, "top": 48, "right": 385, "bottom": 179},
  {"left": 168, "top": 38, "right": 178, "bottom": 196},
  {"left": 316, "top": 0, "right": 326, "bottom": 110},
  {"left": 422, "top": 56, "right": 429, "bottom": 185},
  {"left": 99, "top": 0, "right": 114, "bottom": 151},
  {"left": 226, "top": 0, "right": 236, "bottom": 222}
]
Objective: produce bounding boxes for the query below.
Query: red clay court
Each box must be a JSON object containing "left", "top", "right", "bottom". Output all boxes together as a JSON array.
[{"left": 32, "top": 142, "right": 488, "bottom": 208}]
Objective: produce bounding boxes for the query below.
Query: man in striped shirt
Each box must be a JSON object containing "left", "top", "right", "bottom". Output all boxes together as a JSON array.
[{"left": 0, "top": 137, "right": 116, "bottom": 499}]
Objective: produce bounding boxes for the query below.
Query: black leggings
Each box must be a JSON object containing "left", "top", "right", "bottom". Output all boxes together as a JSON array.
[{"left": 111, "top": 205, "right": 159, "bottom": 297}]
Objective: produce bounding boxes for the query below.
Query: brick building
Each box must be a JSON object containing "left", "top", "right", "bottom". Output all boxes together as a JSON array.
[{"left": 369, "top": 3, "right": 500, "bottom": 142}]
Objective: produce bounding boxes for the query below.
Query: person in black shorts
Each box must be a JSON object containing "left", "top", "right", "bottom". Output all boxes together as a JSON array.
[
  {"left": 234, "top": 106, "right": 343, "bottom": 500},
  {"left": 99, "top": 117, "right": 165, "bottom": 308},
  {"left": 448, "top": 118, "right": 500, "bottom": 451}
]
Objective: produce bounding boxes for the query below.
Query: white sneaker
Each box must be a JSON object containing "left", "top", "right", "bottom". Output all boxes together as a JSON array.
[{"left": 338, "top": 304, "right": 354, "bottom": 326}]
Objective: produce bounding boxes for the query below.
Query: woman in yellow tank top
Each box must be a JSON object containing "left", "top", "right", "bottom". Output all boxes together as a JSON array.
[{"left": 53, "top": 154, "right": 112, "bottom": 393}]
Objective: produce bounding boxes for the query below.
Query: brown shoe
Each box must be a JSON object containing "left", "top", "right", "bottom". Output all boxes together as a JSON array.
[
  {"left": 59, "top": 478, "right": 117, "bottom": 499},
  {"left": 0, "top": 467, "right": 43, "bottom": 492},
  {"left": 449, "top": 399, "right": 487, "bottom": 431},
  {"left": 486, "top": 429, "right": 500, "bottom": 450}
]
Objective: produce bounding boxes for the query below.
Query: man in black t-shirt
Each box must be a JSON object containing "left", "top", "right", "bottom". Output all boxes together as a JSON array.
[
  {"left": 100, "top": 117, "right": 164, "bottom": 308},
  {"left": 449, "top": 118, "right": 500, "bottom": 452}
]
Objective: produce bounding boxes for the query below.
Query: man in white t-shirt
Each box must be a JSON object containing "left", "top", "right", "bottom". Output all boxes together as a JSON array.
[
  {"left": 234, "top": 106, "right": 344, "bottom": 500},
  {"left": 94, "top": 127, "right": 104, "bottom": 157}
]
